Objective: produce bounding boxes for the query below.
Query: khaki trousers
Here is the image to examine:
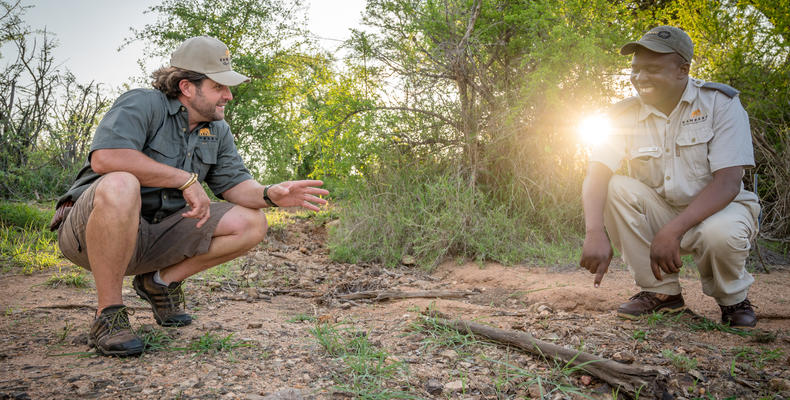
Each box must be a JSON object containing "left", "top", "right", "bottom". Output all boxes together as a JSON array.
[{"left": 603, "top": 175, "right": 760, "bottom": 306}]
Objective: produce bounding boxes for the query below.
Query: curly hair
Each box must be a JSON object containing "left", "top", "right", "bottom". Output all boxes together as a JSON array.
[{"left": 151, "top": 66, "right": 207, "bottom": 98}]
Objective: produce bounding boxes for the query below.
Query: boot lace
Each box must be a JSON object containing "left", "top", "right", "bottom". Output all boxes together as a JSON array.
[
  {"left": 721, "top": 299, "right": 755, "bottom": 313},
  {"left": 103, "top": 307, "right": 134, "bottom": 334}
]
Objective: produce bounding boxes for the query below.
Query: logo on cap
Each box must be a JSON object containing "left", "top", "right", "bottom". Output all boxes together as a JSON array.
[
  {"left": 219, "top": 49, "right": 230, "bottom": 66},
  {"left": 657, "top": 31, "right": 671, "bottom": 39}
]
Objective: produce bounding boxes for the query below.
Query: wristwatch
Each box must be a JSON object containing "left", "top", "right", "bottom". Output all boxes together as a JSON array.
[{"left": 263, "top": 185, "right": 278, "bottom": 207}]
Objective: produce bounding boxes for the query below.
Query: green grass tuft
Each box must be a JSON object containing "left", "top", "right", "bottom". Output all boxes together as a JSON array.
[
  {"left": 45, "top": 267, "right": 90, "bottom": 288},
  {"left": 310, "top": 322, "right": 416, "bottom": 399},
  {"left": 662, "top": 349, "right": 698, "bottom": 372}
]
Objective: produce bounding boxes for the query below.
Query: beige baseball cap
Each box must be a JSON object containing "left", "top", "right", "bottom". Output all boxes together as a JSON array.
[
  {"left": 620, "top": 26, "right": 694, "bottom": 62},
  {"left": 170, "top": 36, "right": 250, "bottom": 86}
]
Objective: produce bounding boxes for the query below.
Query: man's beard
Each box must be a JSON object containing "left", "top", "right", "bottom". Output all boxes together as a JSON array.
[{"left": 192, "top": 86, "right": 225, "bottom": 121}]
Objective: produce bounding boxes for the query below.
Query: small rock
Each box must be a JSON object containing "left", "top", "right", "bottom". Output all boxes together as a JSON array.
[
  {"left": 528, "top": 384, "right": 543, "bottom": 398},
  {"left": 444, "top": 380, "right": 464, "bottom": 392},
  {"left": 580, "top": 375, "right": 592, "bottom": 386},
  {"left": 247, "top": 322, "right": 262, "bottom": 329},
  {"left": 425, "top": 379, "right": 443, "bottom": 395},
  {"left": 544, "top": 333, "right": 560, "bottom": 341},
  {"left": 401, "top": 255, "right": 416, "bottom": 265},
  {"left": 612, "top": 351, "right": 635, "bottom": 363},
  {"left": 71, "top": 333, "right": 89, "bottom": 346},
  {"left": 246, "top": 287, "right": 258, "bottom": 299},
  {"left": 207, "top": 281, "right": 221, "bottom": 290},
  {"left": 536, "top": 304, "right": 552, "bottom": 313},
  {"left": 439, "top": 349, "right": 456, "bottom": 360},
  {"left": 262, "top": 388, "right": 304, "bottom": 400},
  {"left": 299, "top": 247, "right": 308, "bottom": 254},
  {"left": 770, "top": 377, "right": 790, "bottom": 391},
  {"left": 688, "top": 369, "right": 706, "bottom": 383},
  {"left": 202, "top": 321, "right": 223, "bottom": 331}
]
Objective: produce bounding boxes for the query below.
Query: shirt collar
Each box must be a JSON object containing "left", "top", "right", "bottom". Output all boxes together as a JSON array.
[
  {"left": 636, "top": 77, "right": 698, "bottom": 121},
  {"left": 167, "top": 97, "right": 185, "bottom": 116}
]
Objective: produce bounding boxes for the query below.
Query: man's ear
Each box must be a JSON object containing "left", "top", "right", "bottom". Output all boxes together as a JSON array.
[
  {"left": 678, "top": 62, "right": 690, "bottom": 78},
  {"left": 178, "top": 79, "right": 195, "bottom": 98}
]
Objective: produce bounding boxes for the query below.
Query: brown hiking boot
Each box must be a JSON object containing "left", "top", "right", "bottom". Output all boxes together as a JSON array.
[
  {"left": 89, "top": 305, "right": 144, "bottom": 356},
  {"left": 720, "top": 299, "right": 757, "bottom": 328},
  {"left": 133, "top": 272, "right": 192, "bottom": 327},
  {"left": 617, "top": 291, "right": 685, "bottom": 319}
]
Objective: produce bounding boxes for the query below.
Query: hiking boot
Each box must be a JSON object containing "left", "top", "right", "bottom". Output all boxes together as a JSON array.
[
  {"left": 133, "top": 272, "right": 192, "bottom": 327},
  {"left": 720, "top": 298, "right": 757, "bottom": 328},
  {"left": 89, "top": 305, "right": 144, "bottom": 356},
  {"left": 617, "top": 291, "right": 685, "bottom": 319}
]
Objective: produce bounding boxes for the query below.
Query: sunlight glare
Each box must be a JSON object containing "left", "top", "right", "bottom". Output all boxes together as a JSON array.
[{"left": 577, "top": 114, "right": 612, "bottom": 147}]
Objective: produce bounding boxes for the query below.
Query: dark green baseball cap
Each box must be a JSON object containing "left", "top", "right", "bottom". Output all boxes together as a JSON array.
[
  {"left": 170, "top": 36, "right": 250, "bottom": 86},
  {"left": 620, "top": 26, "right": 694, "bottom": 62}
]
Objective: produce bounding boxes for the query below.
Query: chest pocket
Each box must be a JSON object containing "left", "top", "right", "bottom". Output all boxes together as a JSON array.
[
  {"left": 627, "top": 146, "right": 663, "bottom": 188},
  {"left": 675, "top": 125, "right": 713, "bottom": 180},
  {"left": 145, "top": 133, "right": 180, "bottom": 167},
  {"left": 193, "top": 139, "right": 219, "bottom": 181}
]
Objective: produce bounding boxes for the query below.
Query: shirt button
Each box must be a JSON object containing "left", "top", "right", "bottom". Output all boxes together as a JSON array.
[
  {"left": 691, "top": 138, "right": 696, "bottom": 143},
  {"left": 163, "top": 195, "right": 167, "bottom": 199},
  {"left": 188, "top": 152, "right": 192, "bottom": 156},
  {"left": 665, "top": 176, "right": 671, "bottom": 181},
  {"left": 180, "top": 106, "right": 185, "bottom": 111},
  {"left": 665, "top": 148, "right": 670, "bottom": 153}
]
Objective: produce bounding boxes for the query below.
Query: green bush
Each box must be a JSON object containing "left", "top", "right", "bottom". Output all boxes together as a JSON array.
[
  {"left": 329, "top": 165, "right": 582, "bottom": 269},
  {"left": 0, "top": 201, "right": 54, "bottom": 231},
  {"left": 0, "top": 151, "right": 81, "bottom": 201}
]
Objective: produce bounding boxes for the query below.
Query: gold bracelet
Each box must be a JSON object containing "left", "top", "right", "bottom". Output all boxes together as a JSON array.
[{"left": 178, "top": 173, "right": 198, "bottom": 191}]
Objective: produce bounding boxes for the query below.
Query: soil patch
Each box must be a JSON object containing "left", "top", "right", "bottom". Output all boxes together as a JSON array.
[{"left": 1, "top": 217, "right": 789, "bottom": 399}]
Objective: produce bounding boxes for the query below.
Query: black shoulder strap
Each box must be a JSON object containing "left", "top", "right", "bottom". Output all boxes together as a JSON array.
[
  {"left": 608, "top": 96, "right": 640, "bottom": 117},
  {"left": 701, "top": 82, "right": 739, "bottom": 98}
]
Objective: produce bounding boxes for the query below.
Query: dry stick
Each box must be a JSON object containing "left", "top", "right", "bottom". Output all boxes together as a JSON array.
[
  {"left": 338, "top": 289, "right": 474, "bottom": 301},
  {"left": 34, "top": 304, "right": 149, "bottom": 311},
  {"left": 429, "top": 312, "right": 671, "bottom": 399}
]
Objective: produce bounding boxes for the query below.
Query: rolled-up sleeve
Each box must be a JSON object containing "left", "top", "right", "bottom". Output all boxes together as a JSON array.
[
  {"left": 589, "top": 140, "right": 625, "bottom": 173},
  {"left": 91, "top": 89, "right": 158, "bottom": 153},
  {"left": 708, "top": 94, "right": 754, "bottom": 172}
]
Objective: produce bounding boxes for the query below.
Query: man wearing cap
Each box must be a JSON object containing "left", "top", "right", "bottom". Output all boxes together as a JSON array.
[
  {"left": 579, "top": 26, "right": 760, "bottom": 327},
  {"left": 51, "top": 36, "right": 329, "bottom": 356}
]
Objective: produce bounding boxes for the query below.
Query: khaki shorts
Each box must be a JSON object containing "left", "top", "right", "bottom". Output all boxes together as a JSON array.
[{"left": 57, "top": 177, "right": 234, "bottom": 276}]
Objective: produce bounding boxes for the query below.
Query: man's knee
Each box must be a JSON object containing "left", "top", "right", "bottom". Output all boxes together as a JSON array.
[
  {"left": 94, "top": 172, "right": 141, "bottom": 211},
  {"left": 228, "top": 206, "right": 268, "bottom": 244},
  {"left": 694, "top": 215, "right": 752, "bottom": 254}
]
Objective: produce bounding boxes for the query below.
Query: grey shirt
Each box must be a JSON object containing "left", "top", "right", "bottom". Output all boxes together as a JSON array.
[
  {"left": 58, "top": 88, "right": 252, "bottom": 223},
  {"left": 591, "top": 78, "right": 758, "bottom": 207}
]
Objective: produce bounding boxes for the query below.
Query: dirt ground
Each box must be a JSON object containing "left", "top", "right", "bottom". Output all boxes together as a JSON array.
[{"left": 1, "top": 216, "right": 789, "bottom": 400}]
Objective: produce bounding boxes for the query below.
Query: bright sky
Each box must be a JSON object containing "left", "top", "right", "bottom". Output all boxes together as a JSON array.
[{"left": 17, "top": 0, "right": 366, "bottom": 89}]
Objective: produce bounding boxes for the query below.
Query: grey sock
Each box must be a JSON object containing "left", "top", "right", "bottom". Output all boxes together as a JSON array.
[{"left": 152, "top": 270, "right": 168, "bottom": 286}]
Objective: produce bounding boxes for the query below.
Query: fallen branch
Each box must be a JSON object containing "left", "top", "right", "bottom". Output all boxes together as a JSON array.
[
  {"left": 34, "top": 305, "right": 149, "bottom": 311},
  {"left": 338, "top": 289, "right": 473, "bottom": 302},
  {"left": 428, "top": 312, "right": 671, "bottom": 399}
]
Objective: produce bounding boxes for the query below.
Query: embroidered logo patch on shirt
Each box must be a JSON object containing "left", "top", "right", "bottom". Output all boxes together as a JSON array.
[
  {"left": 198, "top": 128, "right": 213, "bottom": 137},
  {"left": 681, "top": 109, "right": 708, "bottom": 126}
]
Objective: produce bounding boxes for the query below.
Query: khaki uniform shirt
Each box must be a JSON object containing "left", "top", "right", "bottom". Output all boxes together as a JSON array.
[
  {"left": 591, "top": 78, "right": 759, "bottom": 207},
  {"left": 58, "top": 89, "right": 252, "bottom": 223}
]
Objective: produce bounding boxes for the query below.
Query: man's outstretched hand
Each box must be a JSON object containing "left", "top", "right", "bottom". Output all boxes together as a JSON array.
[
  {"left": 266, "top": 180, "right": 329, "bottom": 211},
  {"left": 580, "top": 230, "right": 613, "bottom": 288}
]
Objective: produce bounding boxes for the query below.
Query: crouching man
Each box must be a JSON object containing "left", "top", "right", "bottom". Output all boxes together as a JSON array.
[
  {"left": 579, "top": 26, "right": 760, "bottom": 327},
  {"left": 50, "top": 36, "right": 328, "bottom": 356}
]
